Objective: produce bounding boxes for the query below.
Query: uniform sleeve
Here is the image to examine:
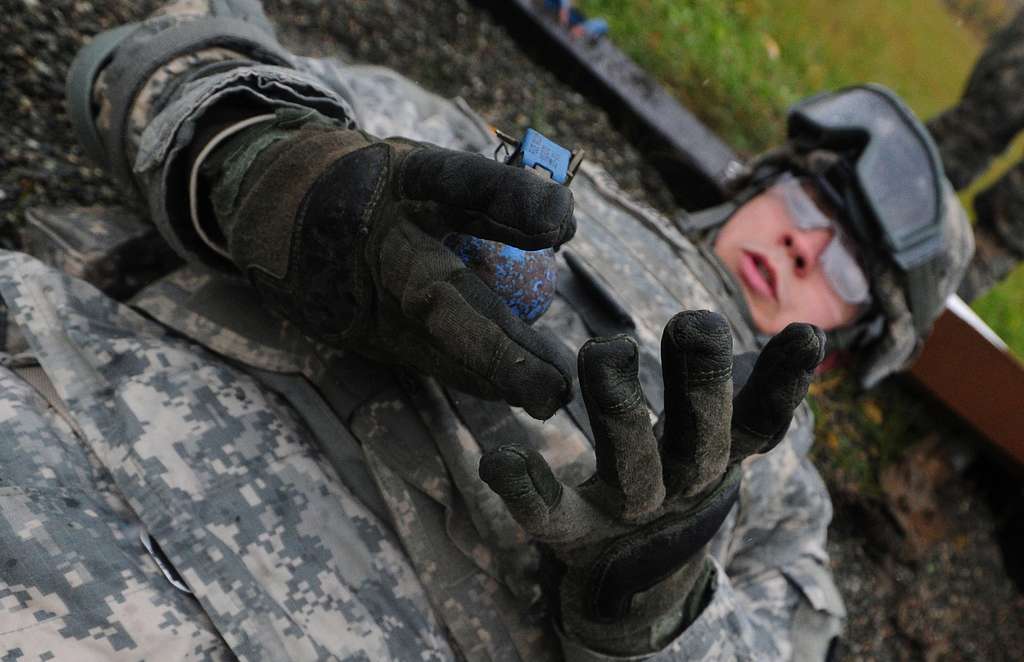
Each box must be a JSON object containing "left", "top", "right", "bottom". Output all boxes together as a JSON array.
[
  {"left": 675, "top": 403, "right": 845, "bottom": 661},
  {"left": 0, "top": 335, "right": 232, "bottom": 659},
  {"left": 0, "top": 250, "right": 458, "bottom": 661},
  {"left": 67, "top": 0, "right": 357, "bottom": 270}
]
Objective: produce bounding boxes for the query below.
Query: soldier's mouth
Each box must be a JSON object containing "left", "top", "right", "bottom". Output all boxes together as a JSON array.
[{"left": 739, "top": 250, "right": 778, "bottom": 302}]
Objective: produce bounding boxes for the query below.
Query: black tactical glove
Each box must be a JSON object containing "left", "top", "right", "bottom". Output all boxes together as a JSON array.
[
  {"left": 479, "top": 311, "right": 825, "bottom": 656},
  {"left": 204, "top": 112, "right": 576, "bottom": 419}
]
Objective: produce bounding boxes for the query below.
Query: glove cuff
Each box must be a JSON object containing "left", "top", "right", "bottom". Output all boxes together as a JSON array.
[
  {"left": 201, "top": 115, "right": 382, "bottom": 341},
  {"left": 586, "top": 465, "right": 740, "bottom": 623},
  {"left": 561, "top": 556, "right": 714, "bottom": 657},
  {"left": 560, "top": 467, "right": 740, "bottom": 657}
]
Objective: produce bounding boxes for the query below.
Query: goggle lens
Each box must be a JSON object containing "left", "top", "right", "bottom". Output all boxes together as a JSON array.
[{"left": 773, "top": 175, "right": 872, "bottom": 306}]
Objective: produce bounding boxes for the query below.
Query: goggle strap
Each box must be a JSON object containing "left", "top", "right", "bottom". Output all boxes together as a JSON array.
[{"left": 826, "top": 314, "right": 885, "bottom": 353}]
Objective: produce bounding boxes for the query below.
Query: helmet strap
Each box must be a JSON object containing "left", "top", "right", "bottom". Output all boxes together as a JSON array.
[{"left": 825, "top": 313, "right": 885, "bottom": 354}]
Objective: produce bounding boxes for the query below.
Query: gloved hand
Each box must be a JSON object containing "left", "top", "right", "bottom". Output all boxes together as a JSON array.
[
  {"left": 204, "top": 113, "right": 577, "bottom": 419},
  {"left": 479, "top": 310, "right": 825, "bottom": 656}
]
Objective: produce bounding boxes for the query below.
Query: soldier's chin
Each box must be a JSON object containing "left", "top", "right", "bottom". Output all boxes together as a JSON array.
[
  {"left": 443, "top": 234, "right": 557, "bottom": 324},
  {"left": 746, "top": 298, "right": 786, "bottom": 336}
]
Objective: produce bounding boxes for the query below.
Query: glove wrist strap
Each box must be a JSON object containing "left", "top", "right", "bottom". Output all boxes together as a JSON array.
[
  {"left": 586, "top": 464, "right": 741, "bottom": 622},
  {"left": 188, "top": 113, "right": 278, "bottom": 259}
]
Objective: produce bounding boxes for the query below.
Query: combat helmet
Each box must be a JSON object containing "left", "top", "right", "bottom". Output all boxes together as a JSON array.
[{"left": 724, "top": 84, "right": 974, "bottom": 387}]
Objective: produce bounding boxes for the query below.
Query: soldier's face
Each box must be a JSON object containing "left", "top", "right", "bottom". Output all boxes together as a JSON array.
[{"left": 714, "top": 190, "right": 862, "bottom": 335}]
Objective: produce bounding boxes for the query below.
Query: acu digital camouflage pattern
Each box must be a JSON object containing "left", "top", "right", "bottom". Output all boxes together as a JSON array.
[
  {"left": 1, "top": 1, "right": 843, "bottom": 659},
  {"left": 928, "top": 7, "right": 1024, "bottom": 301},
  {"left": 0, "top": 250, "right": 453, "bottom": 661},
  {"left": 20, "top": 205, "right": 180, "bottom": 299}
]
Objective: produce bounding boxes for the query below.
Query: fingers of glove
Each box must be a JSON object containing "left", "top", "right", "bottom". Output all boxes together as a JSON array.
[
  {"left": 444, "top": 269, "right": 576, "bottom": 418},
  {"left": 479, "top": 445, "right": 598, "bottom": 542},
  {"left": 380, "top": 222, "right": 575, "bottom": 419},
  {"left": 731, "top": 323, "right": 826, "bottom": 462},
  {"left": 659, "top": 310, "right": 734, "bottom": 499},
  {"left": 399, "top": 147, "right": 576, "bottom": 250},
  {"left": 731, "top": 351, "right": 758, "bottom": 394},
  {"left": 384, "top": 327, "right": 503, "bottom": 401},
  {"left": 578, "top": 335, "right": 665, "bottom": 521}
]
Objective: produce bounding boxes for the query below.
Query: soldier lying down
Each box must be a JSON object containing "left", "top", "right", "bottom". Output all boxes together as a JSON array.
[{"left": 0, "top": 1, "right": 971, "bottom": 660}]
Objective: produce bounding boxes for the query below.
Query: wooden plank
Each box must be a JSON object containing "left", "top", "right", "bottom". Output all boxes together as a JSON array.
[{"left": 910, "top": 297, "right": 1024, "bottom": 465}]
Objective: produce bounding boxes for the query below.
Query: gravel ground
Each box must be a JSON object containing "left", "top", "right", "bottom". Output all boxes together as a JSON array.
[
  {"left": 3, "top": 0, "right": 1023, "bottom": 659},
  {"left": 828, "top": 462, "right": 1024, "bottom": 660},
  {"left": 0, "top": 0, "right": 158, "bottom": 247}
]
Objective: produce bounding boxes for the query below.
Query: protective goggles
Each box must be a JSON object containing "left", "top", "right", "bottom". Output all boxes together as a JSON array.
[
  {"left": 770, "top": 174, "right": 872, "bottom": 306},
  {"left": 786, "top": 84, "right": 946, "bottom": 276},
  {"left": 787, "top": 85, "right": 948, "bottom": 329}
]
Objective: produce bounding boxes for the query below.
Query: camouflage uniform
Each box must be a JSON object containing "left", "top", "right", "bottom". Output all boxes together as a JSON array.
[
  {"left": 928, "top": 8, "right": 1024, "bottom": 301},
  {"left": 0, "top": 1, "right": 844, "bottom": 659}
]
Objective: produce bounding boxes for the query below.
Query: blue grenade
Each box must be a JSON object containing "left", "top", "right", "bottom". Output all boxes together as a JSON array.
[{"left": 448, "top": 129, "right": 583, "bottom": 325}]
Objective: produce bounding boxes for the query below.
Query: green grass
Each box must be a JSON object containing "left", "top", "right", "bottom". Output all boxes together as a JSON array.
[
  {"left": 575, "top": 0, "right": 801, "bottom": 152},
  {"left": 945, "top": 0, "right": 1018, "bottom": 35},
  {"left": 765, "top": 0, "right": 980, "bottom": 119},
  {"left": 973, "top": 264, "right": 1024, "bottom": 353},
  {"left": 577, "top": 0, "right": 981, "bottom": 152},
  {"left": 959, "top": 131, "right": 1024, "bottom": 361}
]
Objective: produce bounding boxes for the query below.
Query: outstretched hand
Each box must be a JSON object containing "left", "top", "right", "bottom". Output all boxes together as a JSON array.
[{"left": 480, "top": 310, "right": 825, "bottom": 655}]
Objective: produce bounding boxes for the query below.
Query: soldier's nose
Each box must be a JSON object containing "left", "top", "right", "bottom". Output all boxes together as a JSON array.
[{"left": 782, "top": 228, "right": 832, "bottom": 277}]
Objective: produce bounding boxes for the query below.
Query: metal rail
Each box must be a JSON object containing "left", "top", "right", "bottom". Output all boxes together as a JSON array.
[{"left": 475, "top": 0, "right": 741, "bottom": 210}]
